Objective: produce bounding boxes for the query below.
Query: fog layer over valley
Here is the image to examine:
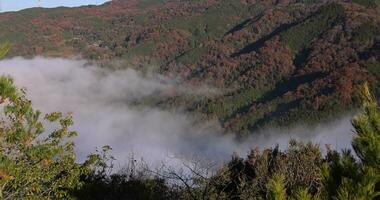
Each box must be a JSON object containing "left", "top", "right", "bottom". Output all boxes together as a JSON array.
[{"left": 0, "top": 57, "right": 355, "bottom": 167}]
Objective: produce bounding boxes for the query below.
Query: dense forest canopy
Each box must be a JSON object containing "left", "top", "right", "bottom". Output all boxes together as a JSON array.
[{"left": 0, "top": 0, "right": 379, "bottom": 134}]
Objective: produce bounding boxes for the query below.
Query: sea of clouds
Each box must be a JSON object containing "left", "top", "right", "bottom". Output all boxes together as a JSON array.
[{"left": 0, "top": 57, "right": 355, "bottom": 169}]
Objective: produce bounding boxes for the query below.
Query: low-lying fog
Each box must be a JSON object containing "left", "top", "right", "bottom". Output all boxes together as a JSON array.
[{"left": 0, "top": 57, "right": 355, "bottom": 168}]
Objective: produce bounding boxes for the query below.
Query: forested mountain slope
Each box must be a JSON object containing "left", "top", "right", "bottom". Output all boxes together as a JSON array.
[{"left": 0, "top": 0, "right": 379, "bottom": 134}]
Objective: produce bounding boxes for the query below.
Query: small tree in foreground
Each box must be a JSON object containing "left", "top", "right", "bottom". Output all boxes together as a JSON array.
[
  {"left": 321, "top": 83, "right": 380, "bottom": 200},
  {"left": 0, "top": 44, "right": 105, "bottom": 199},
  {"left": 0, "top": 43, "right": 9, "bottom": 59}
]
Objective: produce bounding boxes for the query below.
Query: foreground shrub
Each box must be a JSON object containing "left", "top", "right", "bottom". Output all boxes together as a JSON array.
[{"left": 0, "top": 45, "right": 106, "bottom": 199}]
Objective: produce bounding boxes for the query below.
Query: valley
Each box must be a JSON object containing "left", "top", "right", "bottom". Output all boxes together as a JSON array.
[{"left": 0, "top": 0, "right": 378, "bottom": 135}]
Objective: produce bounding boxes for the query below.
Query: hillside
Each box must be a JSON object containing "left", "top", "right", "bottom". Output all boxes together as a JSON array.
[{"left": 0, "top": 0, "right": 379, "bottom": 134}]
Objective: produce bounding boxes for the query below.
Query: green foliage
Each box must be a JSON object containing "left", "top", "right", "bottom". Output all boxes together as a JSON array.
[
  {"left": 200, "top": 86, "right": 270, "bottom": 121},
  {"left": 127, "top": 41, "right": 156, "bottom": 57},
  {"left": 352, "top": 0, "right": 379, "bottom": 7},
  {"left": 175, "top": 46, "right": 207, "bottom": 65},
  {"left": 320, "top": 83, "right": 380, "bottom": 200},
  {"left": 207, "top": 141, "right": 323, "bottom": 199},
  {"left": 267, "top": 174, "right": 287, "bottom": 200},
  {"left": 137, "top": 0, "right": 166, "bottom": 10},
  {"left": 352, "top": 22, "right": 379, "bottom": 43},
  {"left": 334, "top": 168, "right": 379, "bottom": 200},
  {"left": 0, "top": 43, "right": 10, "bottom": 59},
  {"left": 352, "top": 83, "right": 380, "bottom": 168},
  {"left": 89, "top": 17, "right": 107, "bottom": 29},
  {"left": 292, "top": 187, "right": 313, "bottom": 200},
  {"left": 0, "top": 77, "right": 84, "bottom": 199},
  {"left": 281, "top": 3, "right": 344, "bottom": 52},
  {"left": 363, "top": 59, "right": 380, "bottom": 98},
  {"left": 0, "top": 48, "right": 105, "bottom": 199}
]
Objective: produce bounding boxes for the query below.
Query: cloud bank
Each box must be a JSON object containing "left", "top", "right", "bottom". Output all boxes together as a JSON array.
[{"left": 0, "top": 57, "right": 355, "bottom": 168}]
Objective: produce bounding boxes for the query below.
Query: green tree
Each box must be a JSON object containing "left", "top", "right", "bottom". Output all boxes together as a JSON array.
[
  {"left": 292, "top": 187, "right": 313, "bottom": 200},
  {"left": 321, "top": 83, "right": 380, "bottom": 200},
  {"left": 0, "top": 43, "right": 10, "bottom": 59},
  {"left": 267, "top": 174, "right": 287, "bottom": 200},
  {"left": 0, "top": 44, "right": 105, "bottom": 199},
  {"left": 352, "top": 83, "right": 380, "bottom": 171}
]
